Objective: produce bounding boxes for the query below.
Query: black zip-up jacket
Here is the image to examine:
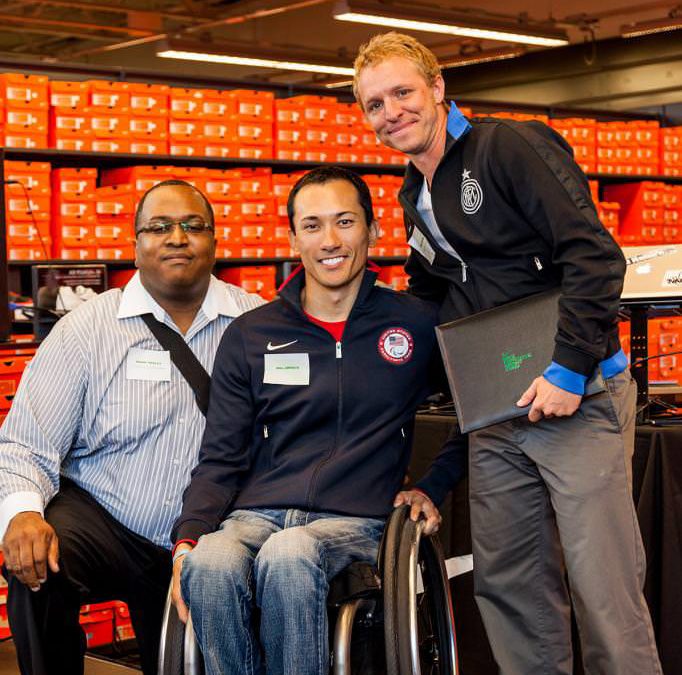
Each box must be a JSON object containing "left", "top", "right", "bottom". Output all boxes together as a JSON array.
[
  {"left": 173, "top": 267, "right": 464, "bottom": 543},
  {"left": 400, "top": 114, "right": 626, "bottom": 377}
]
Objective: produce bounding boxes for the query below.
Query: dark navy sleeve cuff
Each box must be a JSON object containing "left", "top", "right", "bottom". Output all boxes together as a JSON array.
[{"left": 543, "top": 361, "right": 587, "bottom": 395}]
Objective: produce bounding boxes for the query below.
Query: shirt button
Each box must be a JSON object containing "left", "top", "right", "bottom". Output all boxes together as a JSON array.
[
  {"left": 179, "top": 418, "right": 185, "bottom": 424},
  {"left": 172, "top": 460, "right": 180, "bottom": 466},
  {"left": 165, "top": 500, "right": 171, "bottom": 506}
]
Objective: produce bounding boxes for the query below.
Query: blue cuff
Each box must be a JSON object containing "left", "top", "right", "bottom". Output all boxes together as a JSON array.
[
  {"left": 543, "top": 362, "right": 588, "bottom": 395},
  {"left": 600, "top": 349, "right": 628, "bottom": 379}
]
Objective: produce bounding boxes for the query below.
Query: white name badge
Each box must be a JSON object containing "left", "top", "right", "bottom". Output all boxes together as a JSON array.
[
  {"left": 263, "top": 353, "right": 310, "bottom": 386},
  {"left": 126, "top": 348, "right": 171, "bottom": 382},
  {"left": 408, "top": 227, "right": 436, "bottom": 265}
]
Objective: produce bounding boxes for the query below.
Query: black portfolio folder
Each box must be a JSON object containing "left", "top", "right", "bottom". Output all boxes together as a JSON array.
[{"left": 436, "top": 288, "right": 606, "bottom": 433}]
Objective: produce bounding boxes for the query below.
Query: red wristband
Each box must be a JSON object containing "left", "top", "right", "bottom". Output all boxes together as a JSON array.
[{"left": 172, "top": 538, "right": 197, "bottom": 557}]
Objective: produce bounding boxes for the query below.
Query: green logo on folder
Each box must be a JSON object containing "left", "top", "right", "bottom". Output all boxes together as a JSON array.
[{"left": 502, "top": 351, "right": 532, "bottom": 372}]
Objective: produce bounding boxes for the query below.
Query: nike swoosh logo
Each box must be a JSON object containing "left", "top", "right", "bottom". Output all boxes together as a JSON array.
[{"left": 266, "top": 340, "right": 298, "bottom": 351}]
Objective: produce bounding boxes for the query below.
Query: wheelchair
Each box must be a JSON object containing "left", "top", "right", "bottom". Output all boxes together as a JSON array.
[{"left": 158, "top": 505, "right": 458, "bottom": 675}]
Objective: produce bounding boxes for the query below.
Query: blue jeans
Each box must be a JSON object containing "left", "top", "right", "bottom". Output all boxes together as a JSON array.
[{"left": 180, "top": 508, "right": 385, "bottom": 675}]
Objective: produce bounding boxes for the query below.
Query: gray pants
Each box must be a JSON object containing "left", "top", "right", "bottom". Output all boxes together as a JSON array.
[{"left": 469, "top": 371, "right": 662, "bottom": 675}]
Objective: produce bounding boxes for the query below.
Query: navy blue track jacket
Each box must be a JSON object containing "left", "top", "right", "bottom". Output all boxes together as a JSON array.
[{"left": 172, "top": 266, "right": 464, "bottom": 543}]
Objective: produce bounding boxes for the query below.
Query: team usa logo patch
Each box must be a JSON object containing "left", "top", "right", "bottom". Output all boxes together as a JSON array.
[
  {"left": 378, "top": 328, "right": 414, "bottom": 364},
  {"left": 461, "top": 169, "right": 483, "bottom": 215}
]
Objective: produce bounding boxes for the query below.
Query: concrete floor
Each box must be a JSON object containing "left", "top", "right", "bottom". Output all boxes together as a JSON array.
[{"left": 0, "top": 639, "right": 140, "bottom": 674}]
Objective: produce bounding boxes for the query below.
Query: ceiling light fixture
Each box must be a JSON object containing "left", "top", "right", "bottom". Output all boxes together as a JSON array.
[
  {"left": 333, "top": 0, "right": 569, "bottom": 47},
  {"left": 621, "top": 15, "right": 682, "bottom": 38},
  {"left": 440, "top": 45, "right": 527, "bottom": 67},
  {"left": 156, "top": 39, "right": 354, "bottom": 76}
]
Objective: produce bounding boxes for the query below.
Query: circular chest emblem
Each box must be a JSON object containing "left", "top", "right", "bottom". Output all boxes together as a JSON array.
[
  {"left": 461, "top": 169, "right": 483, "bottom": 215},
  {"left": 378, "top": 328, "right": 414, "bottom": 364}
]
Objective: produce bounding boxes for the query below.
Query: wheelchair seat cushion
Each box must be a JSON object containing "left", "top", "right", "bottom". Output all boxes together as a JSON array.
[{"left": 327, "top": 561, "right": 381, "bottom": 607}]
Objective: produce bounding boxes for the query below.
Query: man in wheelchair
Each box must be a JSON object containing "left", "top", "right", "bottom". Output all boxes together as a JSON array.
[{"left": 170, "top": 166, "right": 464, "bottom": 675}]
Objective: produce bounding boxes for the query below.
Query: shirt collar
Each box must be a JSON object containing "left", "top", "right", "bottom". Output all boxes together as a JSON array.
[
  {"left": 446, "top": 100, "right": 472, "bottom": 140},
  {"left": 117, "top": 272, "right": 242, "bottom": 323}
]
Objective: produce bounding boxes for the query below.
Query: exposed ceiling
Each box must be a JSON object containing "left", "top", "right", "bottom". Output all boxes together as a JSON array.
[{"left": 0, "top": 0, "right": 679, "bottom": 101}]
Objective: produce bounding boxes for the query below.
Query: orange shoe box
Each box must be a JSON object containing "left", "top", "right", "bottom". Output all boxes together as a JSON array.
[
  {"left": 201, "top": 89, "right": 236, "bottom": 120},
  {"left": 53, "top": 131, "right": 93, "bottom": 152},
  {"left": 236, "top": 121, "right": 273, "bottom": 146},
  {"left": 100, "top": 165, "right": 173, "bottom": 193},
  {"left": 57, "top": 247, "right": 97, "bottom": 261},
  {"left": 129, "top": 83, "right": 169, "bottom": 116},
  {"left": 129, "top": 116, "right": 167, "bottom": 138},
  {"left": 129, "top": 139, "right": 167, "bottom": 155},
  {"left": 204, "top": 144, "right": 237, "bottom": 158},
  {"left": 49, "top": 81, "right": 90, "bottom": 108},
  {"left": 232, "top": 90, "right": 274, "bottom": 121},
  {"left": 91, "top": 138, "right": 130, "bottom": 154},
  {"left": 0, "top": 73, "right": 48, "bottom": 109},
  {"left": 96, "top": 184, "right": 136, "bottom": 217},
  {"left": 169, "top": 140, "right": 205, "bottom": 157},
  {"left": 4, "top": 161, "right": 51, "bottom": 195},
  {"left": 91, "top": 108, "right": 130, "bottom": 138},
  {"left": 5, "top": 108, "right": 48, "bottom": 134},
  {"left": 52, "top": 167, "right": 97, "bottom": 197},
  {"left": 4, "top": 133, "right": 47, "bottom": 149},
  {"left": 88, "top": 80, "right": 130, "bottom": 109},
  {"left": 169, "top": 88, "right": 204, "bottom": 119},
  {"left": 95, "top": 245, "right": 135, "bottom": 260},
  {"left": 7, "top": 245, "right": 50, "bottom": 261},
  {"left": 5, "top": 194, "right": 50, "bottom": 221},
  {"left": 53, "top": 221, "right": 98, "bottom": 247},
  {"left": 235, "top": 145, "right": 272, "bottom": 160}
]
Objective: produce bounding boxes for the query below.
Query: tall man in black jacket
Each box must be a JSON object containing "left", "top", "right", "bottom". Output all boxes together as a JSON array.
[
  {"left": 354, "top": 32, "right": 661, "bottom": 675},
  {"left": 170, "top": 166, "right": 464, "bottom": 675}
]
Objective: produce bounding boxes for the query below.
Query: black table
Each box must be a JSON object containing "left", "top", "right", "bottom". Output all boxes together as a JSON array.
[{"left": 412, "top": 414, "right": 682, "bottom": 675}]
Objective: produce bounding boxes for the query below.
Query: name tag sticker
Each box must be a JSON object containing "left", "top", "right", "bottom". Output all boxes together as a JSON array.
[
  {"left": 126, "top": 347, "right": 171, "bottom": 382},
  {"left": 663, "top": 269, "right": 682, "bottom": 286},
  {"left": 408, "top": 228, "right": 436, "bottom": 265},
  {"left": 263, "top": 353, "right": 310, "bottom": 386}
]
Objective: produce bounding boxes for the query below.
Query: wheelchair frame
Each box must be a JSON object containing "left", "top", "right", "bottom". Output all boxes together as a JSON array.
[{"left": 158, "top": 506, "right": 458, "bottom": 675}]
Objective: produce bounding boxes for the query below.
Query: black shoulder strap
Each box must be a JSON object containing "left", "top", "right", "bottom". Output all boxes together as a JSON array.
[{"left": 140, "top": 313, "right": 210, "bottom": 416}]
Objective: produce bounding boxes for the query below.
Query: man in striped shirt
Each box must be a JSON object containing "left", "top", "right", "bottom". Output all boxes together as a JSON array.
[{"left": 0, "top": 180, "right": 262, "bottom": 675}]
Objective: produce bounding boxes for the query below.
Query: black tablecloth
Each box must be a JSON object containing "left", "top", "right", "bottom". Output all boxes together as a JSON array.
[{"left": 412, "top": 415, "right": 682, "bottom": 675}]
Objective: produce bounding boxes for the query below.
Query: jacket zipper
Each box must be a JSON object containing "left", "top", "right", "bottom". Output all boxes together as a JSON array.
[
  {"left": 305, "top": 338, "right": 343, "bottom": 510},
  {"left": 401, "top": 197, "right": 469, "bottom": 283}
]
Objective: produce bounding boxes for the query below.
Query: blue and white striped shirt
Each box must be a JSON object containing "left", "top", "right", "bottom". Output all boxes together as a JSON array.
[{"left": 0, "top": 272, "right": 263, "bottom": 548}]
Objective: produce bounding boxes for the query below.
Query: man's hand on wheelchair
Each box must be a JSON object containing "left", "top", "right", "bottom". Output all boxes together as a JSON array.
[
  {"left": 172, "top": 543, "right": 193, "bottom": 624},
  {"left": 393, "top": 489, "right": 442, "bottom": 535}
]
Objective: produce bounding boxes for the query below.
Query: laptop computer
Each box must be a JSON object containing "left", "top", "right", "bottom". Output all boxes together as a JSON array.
[
  {"left": 436, "top": 288, "right": 606, "bottom": 433},
  {"left": 621, "top": 245, "right": 682, "bottom": 304}
]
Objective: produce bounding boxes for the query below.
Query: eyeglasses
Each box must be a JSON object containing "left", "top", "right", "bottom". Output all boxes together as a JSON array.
[{"left": 136, "top": 217, "right": 214, "bottom": 236}]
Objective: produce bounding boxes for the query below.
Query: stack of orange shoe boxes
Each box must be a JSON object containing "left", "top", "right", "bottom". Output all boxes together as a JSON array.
[
  {"left": 128, "top": 83, "right": 169, "bottom": 155},
  {"left": 661, "top": 127, "right": 682, "bottom": 176},
  {"left": 364, "top": 174, "right": 406, "bottom": 258},
  {"left": 235, "top": 168, "right": 276, "bottom": 258},
  {"left": 0, "top": 349, "right": 34, "bottom": 425},
  {"left": 89, "top": 80, "right": 130, "bottom": 154},
  {"left": 4, "top": 160, "right": 52, "bottom": 261},
  {"left": 662, "top": 185, "right": 682, "bottom": 242},
  {"left": 550, "top": 118, "right": 597, "bottom": 173},
  {"left": 334, "top": 102, "right": 363, "bottom": 164},
  {"left": 94, "top": 183, "right": 137, "bottom": 260},
  {"left": 168, "top": 87, "right": 204, "bottom": 157},
  {"left": 1, "top": 74, "right": 48, "bottom": 149},
  {"left": 271, "top": 172, "right": 302, "bottom": 257},
  {"left": 275, "top": 95, "right": 336, "bottom": 162},
  {"left": 51, "top": 167, "right": 98, "bottom": 260},
  {"left": 597, "top": 202, "right": 621, "bottom": 243},
  {"left": 232, "top": 90, "right": 274, "bottom": 159},
  {"left": 204, "top": 167, "right": 244, "bottom": 259},
  {"left": 597, "top": 121, "right": 659, "bottom": 175},
  {"left": 202, "top": 89, "right": 236, "bottom": 159},
  {"left": 48, "top": 81, "right": 92, "bottom": 152},
  {"left": 604, "top": 182, "right": 666, "bottom": 245}
]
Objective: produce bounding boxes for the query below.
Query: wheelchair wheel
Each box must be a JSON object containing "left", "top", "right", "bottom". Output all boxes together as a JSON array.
[
  {"left": 158, "top": 587, "right": 204, "bottom": 675},
  {"left": 394, "top": 519, "right": 458, "bottom": 675},
  {"left": 382, "top": 505, "right": 410, "bottom": 675}
]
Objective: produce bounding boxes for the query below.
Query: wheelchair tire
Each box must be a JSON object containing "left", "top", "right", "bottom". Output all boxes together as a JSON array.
[
  {"left": 158, "top": 589, "right": 186, "bottom": 675},
  {"left": 395, "top": 520, "right": 458, "bottom": 675},
  {"left": 382, "top": 505, "right": 410, "bottom": 675}
]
